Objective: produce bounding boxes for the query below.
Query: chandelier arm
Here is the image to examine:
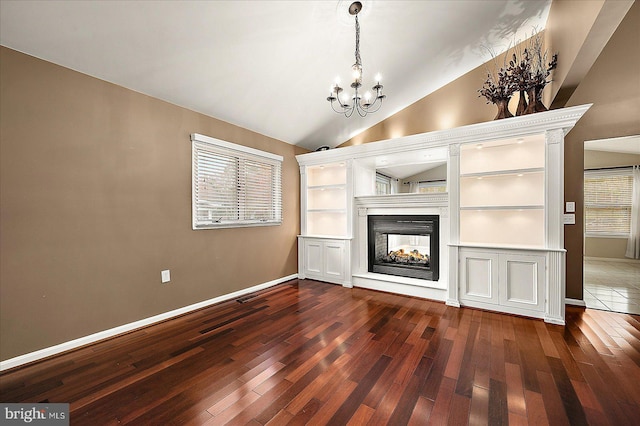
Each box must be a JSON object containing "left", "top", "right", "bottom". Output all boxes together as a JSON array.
[
  {"left": 362, "top": 97, "right": 384, "bottom": 114},
  {"left": 345, "top": 105, "right": 356, "bottom": 118},
  {"left": 329, "top": 100, "right": 347, "bottom": 114}
]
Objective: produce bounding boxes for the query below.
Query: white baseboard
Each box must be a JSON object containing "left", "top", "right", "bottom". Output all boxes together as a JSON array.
[
  {"left": 584, "top": 256, "right": 640, "bottom": 264},
  {"left": 0, "top": 274, "right": 298, "bottom": 372},
  {"left": 566, "top": 298, "right": 586, "bottom": 307},
  {"left": 351, "top": 273, "right": 447, "bottom": 302}
]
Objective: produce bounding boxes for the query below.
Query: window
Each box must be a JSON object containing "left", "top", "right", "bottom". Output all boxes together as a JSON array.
[
  {"left": 376, "top": 173, "right": 392, "bottom": 195},
  {"left": 418, "top": 180, "right": 447, "bottom": 194},
  {"left": 584, "top": 169, "right": 633, "bottom": 236},
  {"left": 191, "top": 133, "right": 282, "bottom": 229}
]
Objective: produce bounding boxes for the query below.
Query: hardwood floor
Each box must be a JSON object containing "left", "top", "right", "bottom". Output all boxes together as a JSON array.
[{"left": 1, "top": 279, "right": 639, "bottom": 425}]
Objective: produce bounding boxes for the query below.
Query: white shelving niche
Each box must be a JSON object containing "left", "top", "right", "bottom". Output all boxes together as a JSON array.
[
  {"left": 459, "top": 135, "right": 545, "bottom": 247},
  {"left": 304, "top": 162, "right": 348, "bottom": 237}
]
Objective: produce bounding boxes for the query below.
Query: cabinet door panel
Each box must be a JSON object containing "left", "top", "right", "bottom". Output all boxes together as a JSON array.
[
  {"left": 324, "top": 242, "right": 345, "bottom": 279},
  {"left": 500, "top": 254, "right": 545, "bottom": 311},
  {"left": 460, "top": 251, "right": 499, "bottom": 304},
  {"left": 304, "top": 241, "right": 323, "bottom": 275}
]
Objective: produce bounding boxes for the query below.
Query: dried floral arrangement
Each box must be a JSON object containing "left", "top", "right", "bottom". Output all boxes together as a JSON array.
[
  {"left": 479, "top": 30, "right": 558, "bottom": 119},
  {"left": 521, "top": 31, "right": 558, "bottom": 114},
  {"left": 478, "top": 47, "right": 518, "bottom": 119}
]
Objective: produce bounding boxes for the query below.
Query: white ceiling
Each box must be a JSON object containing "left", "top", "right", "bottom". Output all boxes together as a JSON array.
[
  {"left": 0, "top": 0, "right": 551, "bottom": 151},
  {"left": 585, "top": 135, "right": 640, "bottom": 155}
]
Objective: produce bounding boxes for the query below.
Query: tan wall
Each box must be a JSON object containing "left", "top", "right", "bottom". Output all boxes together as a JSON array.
[
  {"left": 585, "top": 238, "right": 630, "bottom": 259},
  {"left": 544, "top": 0, "right": 606, "bottom": 106},
  {"left": 0, "top": 47, "right": 303, "bottom": 361},
  {"left": 338, "top": 1, "right": 639, "bottom": 300},
  {"left": 563, "top": 0, "right": 639, "bottom": 296},
  {"left": 584, "top": 151, "right": 640, "bottom": 259}
]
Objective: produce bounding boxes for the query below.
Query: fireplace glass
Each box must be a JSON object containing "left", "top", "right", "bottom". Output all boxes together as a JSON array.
[
  {"left": 383, "top": 234, "right": 431, "bottom": 266},
  {"left": 368, "top": 215, "right": 439, "bottom": 281}
]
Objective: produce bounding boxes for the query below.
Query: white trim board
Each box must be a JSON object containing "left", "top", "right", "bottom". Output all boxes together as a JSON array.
[
  {"left": 584, "top": 256, "right": 640, "bottom": 264},
  {"left": 0, "top": 274, "right": 298, "bottom": 372},
  {"left": 566, "top": 298, "right": 587, "bottom": 307}
]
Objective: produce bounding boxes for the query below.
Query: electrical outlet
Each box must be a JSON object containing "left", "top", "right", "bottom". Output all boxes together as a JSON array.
[{"left": 161, "top": 270, "right": 171, "bottom": 283}]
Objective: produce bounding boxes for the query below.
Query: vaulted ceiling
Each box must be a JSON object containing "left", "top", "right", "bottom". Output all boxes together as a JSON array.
[{"left": 0, "top": 0, "right": 552, "bottom": 150}]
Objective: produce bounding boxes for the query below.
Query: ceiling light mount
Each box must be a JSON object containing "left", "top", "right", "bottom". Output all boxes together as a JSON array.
[
  {"left": 327, "top": 1, "right": 385, "bottom": 118},
  {"left": 348, "top": 1, "right": 362, "bottom": 15}
]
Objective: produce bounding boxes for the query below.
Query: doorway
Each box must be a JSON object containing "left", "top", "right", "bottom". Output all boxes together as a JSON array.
[{"left": 583, "top": 136, "right": 640, "bottom": 314}]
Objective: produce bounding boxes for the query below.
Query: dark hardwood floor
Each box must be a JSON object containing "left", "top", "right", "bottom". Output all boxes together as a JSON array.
[{"left": 1, "top": 279, "right": 640, "bottom": 425}]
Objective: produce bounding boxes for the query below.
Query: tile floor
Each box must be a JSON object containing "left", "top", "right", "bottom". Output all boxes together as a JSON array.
[{"left": 583, "top": 258, "right": 640, "bottom": 314}]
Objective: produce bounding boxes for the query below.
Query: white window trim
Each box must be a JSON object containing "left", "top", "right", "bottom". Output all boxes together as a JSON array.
[
  {"left": 375, "top": 172, "right": 392, "bottom": 195},
  {"left": 191, "top": 133, "right": 283, "bottom": 230},
  {"left": 584, "top": 167, "right": 632, "bottom": 238}
]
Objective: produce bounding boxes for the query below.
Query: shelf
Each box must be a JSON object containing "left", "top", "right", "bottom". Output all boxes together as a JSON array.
[
  {"left": 307, "top": 209, "right": 347, "bottom": 237},
  {"left": 308, "top": 184, "right": 346, "bottom": 190},
  {"left": 460, "top": 205, "right": 544, "bottom": 211},
  {"left": 460, "top": 209, "right": 544, "bottom": 247},
  {"left": 307, "top": 183, "right": 346, "bottom": 211},
  {"left": 460, "top": 169, "right": 544, "bottom": 208},
  {"left": 308, "top": 209, "right": 346, "bottom": 213},
  {"left": 460, "top": 167, "right": 544, "bottom": 178},
  {"left": 307, "top": 163, "right": 347, "bottom": 186},
  {"left": 460, "top": 138, "right": 545, "bottom": 175}
]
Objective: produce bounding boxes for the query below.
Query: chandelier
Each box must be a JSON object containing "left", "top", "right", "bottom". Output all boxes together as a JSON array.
[{"left": 327, "top": 1, "right": 385, "bottom": 118}]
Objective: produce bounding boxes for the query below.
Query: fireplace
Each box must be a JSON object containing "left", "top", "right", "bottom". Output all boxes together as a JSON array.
[{"left": 368, "top": 215, "right": 439, "bottom": 281}]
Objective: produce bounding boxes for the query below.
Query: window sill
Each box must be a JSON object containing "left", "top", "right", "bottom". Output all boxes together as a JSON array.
[
  {"left": 194, "top": 221, "right": 281, "bottom": 230},
  {"left": 585, "top": 233, "right": 628, "bottom": 239}
]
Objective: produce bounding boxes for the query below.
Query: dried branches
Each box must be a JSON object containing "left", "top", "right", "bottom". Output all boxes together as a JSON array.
[
  {"left": 479, "top": 47, "right": 517, "bottom": 104},
  {"left": 478, "top": 29, "right": 558, "bottom": 117}
]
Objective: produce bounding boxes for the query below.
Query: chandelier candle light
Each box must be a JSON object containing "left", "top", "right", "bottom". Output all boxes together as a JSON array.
[{"left": 327, "top": 1, "right": 385, "bottom": 117}]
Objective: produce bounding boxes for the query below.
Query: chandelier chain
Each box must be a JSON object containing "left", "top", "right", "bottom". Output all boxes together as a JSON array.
[{"left": 354, "top": 15, "right": 361, "bottom": 68}]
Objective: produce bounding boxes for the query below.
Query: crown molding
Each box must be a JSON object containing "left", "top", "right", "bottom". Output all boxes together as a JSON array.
[{"left": 296, "top": 104, "right": 592, "bottom": 166}]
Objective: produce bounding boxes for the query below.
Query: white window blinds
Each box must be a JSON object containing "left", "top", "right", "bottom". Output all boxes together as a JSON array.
[
  {"left": 191, "top": 133, "right": 282, "bottom": 229},
  {"left": 584, "top": 169, "right": 633, "bottom": 236},
  {"left": 418, "top": 180, "right": 447, "bottom": 194}
]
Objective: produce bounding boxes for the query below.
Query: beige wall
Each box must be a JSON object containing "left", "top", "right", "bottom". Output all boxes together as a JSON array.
[
  {"left": 584, "top": 151, "right": 640, "bottom": 169},
  {"left": 0, "top": 47, "right": 303, "bottom": 361},
  {"left": 399, "top": 164, "right": 447, "bottom": 193},
  {"left": 584, "top": 151, "right": 640, "bottom": 259},
  {"left": 563, "top": 0, "right": 639, "bottom": 294},
  {"left": 339, "top": 1, "right": 639, "bottom": 300}
]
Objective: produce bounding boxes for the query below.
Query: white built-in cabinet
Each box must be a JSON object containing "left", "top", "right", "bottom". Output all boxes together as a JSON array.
[
  {"left": 459, "top": 248, "right": 546, "bottom": 317},
  {"left": 448, "top": 119, "right": 573, "bottom": 324},
  {"left": 296, "top": 105, "right": 591, "bottom": 325},
  {"left": 453, "top": 134, "right": 553, "bottom": 318},
  {"left": 299, "top": 237, "right": 348, "bottom": 285},
  {"left": 297, "top": 161, "right": 353, "bottom": 286}
]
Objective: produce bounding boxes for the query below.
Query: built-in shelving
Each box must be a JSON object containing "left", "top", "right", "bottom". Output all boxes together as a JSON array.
[
  {"left": 459, "top": 136, "right": 546, "bottom": 247},
  {"left": 296, "top": 105, "right": 592, "bottom": 324},
  {"left": 298, "top": 161, "right": 353, "bottom": 286},
  {"left": 303, "top": 162, "right": 349, "bottom": 237}
]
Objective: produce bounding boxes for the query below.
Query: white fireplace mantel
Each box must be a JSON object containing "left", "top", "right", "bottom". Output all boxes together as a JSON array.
[
  {"left": 355, "top": 193, "right": 448, "bottom": 209},
  {"left": 352, "top": 193, "right": 450, "bottom": 301}
]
